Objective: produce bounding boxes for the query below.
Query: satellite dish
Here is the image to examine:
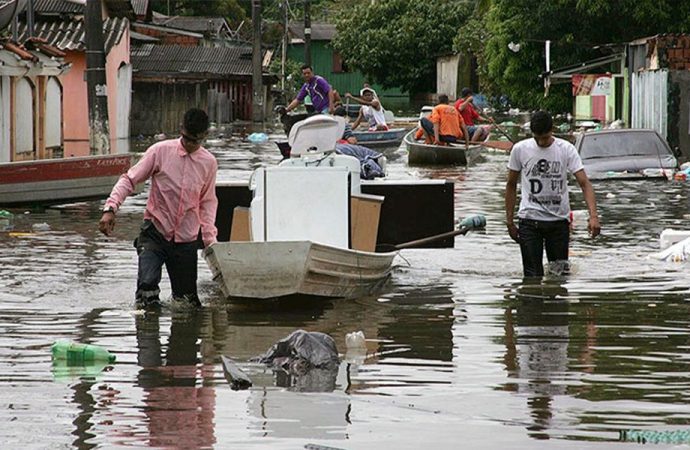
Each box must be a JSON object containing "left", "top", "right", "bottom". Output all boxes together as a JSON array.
[{"left": 0, "top": 0, "right": 27, "bottom": 32}]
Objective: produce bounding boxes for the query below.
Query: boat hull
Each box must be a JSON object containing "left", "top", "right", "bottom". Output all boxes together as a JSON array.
[
  {"left": 352, "top": 128, "right": 407, "bottom": 147},
  {"left": 0, "top": 154, "right": 137, "bottom": 206},
  {"left": 204, "top": 241, "right": 397, "bottom": 300},
  {"left": 404, "top": 129, "right": 482, "bottom": 166}
]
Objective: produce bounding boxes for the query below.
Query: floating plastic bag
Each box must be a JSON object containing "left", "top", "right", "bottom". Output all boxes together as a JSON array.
[
  {"left": 650, "top": 236, "right": 690, "bottom": 262},
  {"left": 247, "top": 132, "right": 269, "bottom": 143}
]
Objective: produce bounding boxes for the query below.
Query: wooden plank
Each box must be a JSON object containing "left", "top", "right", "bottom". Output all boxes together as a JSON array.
[
  {"left": 230, "top": 206, "right": 251, "bottom": 241},
  {"left": 350, "top": 194, "right": 383, "bottom": 252}
]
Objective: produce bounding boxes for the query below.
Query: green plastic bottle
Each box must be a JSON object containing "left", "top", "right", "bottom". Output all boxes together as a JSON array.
[
  {"left": 0, "top": 210, "right": 13, "bottom": 231},
  {"left": 51, "top": 340, "right": 116, "bottom": 364}
]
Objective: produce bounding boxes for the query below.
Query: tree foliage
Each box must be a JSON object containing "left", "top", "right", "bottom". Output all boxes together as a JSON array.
[
  {"left": 481, "top": 0, "right": 690, "bottom": 110},
  {"left": 331, "top": 0, "right": 472, "bottom": 93}
]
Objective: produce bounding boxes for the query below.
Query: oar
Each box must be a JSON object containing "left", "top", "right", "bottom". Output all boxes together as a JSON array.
[
  {"left": 394, "top": 215, "right": 486, "bottom": 250},
  {"left": 468, "top": 140, "right": 513, "bottom": 151},
  {"left": 489, "top": 119, "right": 515, "bottom": 143}
]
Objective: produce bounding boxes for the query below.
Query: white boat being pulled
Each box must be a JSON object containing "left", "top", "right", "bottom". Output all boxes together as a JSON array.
[{"left": 204, "top": 115, "right": 397, "bottom": 300}]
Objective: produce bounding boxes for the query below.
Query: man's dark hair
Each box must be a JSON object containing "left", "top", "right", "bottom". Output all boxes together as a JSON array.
[
  {"left": 183, "top": 108, "right": 209, "bottom": 135},
  {"left": 461, "top": 87, "right": 472, "bottom": 98},
  {"left": 530, "top": 110, "right": 553, "bottom": 135},
  {"left": 333, "top": 105, "right": 347, "bottom": 117},
  {"left": 300, "top": 64, "right": 313, "bottom": 72},
  {"left": 438, "top": 94, "right": 449, "bottom": 104}
]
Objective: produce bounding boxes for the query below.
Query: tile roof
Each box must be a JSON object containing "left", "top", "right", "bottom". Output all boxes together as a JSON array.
[
  {"left": 17, "top": 16, "right": 128, "bottom": 53},
  {"left": 131, "top": 44, "right": 268, "bottom": 78}
]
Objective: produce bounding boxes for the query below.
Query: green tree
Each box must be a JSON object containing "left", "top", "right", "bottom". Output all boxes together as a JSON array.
[
  {"left": 331, "top": 0, "right": 472, "bottom": 93},
  {"left": 480, "top": 0, "right": 690, "bottom": 110}
]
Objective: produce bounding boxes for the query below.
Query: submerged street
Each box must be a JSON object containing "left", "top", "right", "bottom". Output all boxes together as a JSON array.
[{"left": 1, "top": 133, "right": 690, "bottom": 449}]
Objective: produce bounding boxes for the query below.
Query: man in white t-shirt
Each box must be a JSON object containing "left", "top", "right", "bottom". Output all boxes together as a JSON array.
[
  {"left": 347, "top": 88, "right": 389, "bottom": 131},
  {"left": 505, "top": 111, "right": 601, "bottom": 277}
]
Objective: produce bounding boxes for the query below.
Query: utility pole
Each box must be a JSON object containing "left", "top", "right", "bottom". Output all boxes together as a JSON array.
[
  {"left": 84, "top": 0, "right": 110, "bottom": 155},
  {"left": 251, "top": 0, "right": 264, "bottom": 122},
  {"left": 26, "top": 0, "right": 34, "bottom": 38},
  {"left": 304, "top": 0, "right": 311, "bottom": 66},
  {"left": 281, "top": 0, "right": 288, "bottom": 93}
]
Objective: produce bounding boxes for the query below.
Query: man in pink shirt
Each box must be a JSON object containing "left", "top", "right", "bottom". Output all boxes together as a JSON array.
[{"left": 99, "top": 108, "right": 218, "bottom": 309}]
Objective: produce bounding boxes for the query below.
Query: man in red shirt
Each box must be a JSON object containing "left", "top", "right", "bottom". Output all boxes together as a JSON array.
[
  {"left": 454, "top": 87, "right": 493, "bottom": 142},
  {"left": 99, "top": 108, "right": 218, "bottom": 309}
]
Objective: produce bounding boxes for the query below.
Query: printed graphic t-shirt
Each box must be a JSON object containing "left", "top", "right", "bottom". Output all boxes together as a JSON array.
[{"left": 507, "top": 137, "right": 584, "bottom": 221}]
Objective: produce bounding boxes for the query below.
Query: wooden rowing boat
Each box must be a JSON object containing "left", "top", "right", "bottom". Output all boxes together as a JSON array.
[
  {"left": 404, "top": 129, "right": 483, "bottom": 166},
  {"left": 205, "top": 241, "right": 396, "bottom": 300},
  {"left": 351, "top": 127, "right": 407, "bottom": 147},
  {"left": 0, "top": 153, "right": 139, "bottom": 206}
]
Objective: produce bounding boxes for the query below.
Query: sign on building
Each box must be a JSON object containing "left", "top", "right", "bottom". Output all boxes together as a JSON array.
[{"left": 572, "top": 74, "right": 612, "bottom": 96}]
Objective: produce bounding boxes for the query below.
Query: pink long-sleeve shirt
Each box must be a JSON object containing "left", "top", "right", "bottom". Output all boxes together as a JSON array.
[{"left": 105, "top": 138, "right": 219, "bottom": 247}]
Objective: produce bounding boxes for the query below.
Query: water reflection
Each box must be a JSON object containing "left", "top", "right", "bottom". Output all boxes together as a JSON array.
[
  {"left": 502, "top": 280, "right": 572, "bottom": 440},
  {"left": 135, "top": 311, "right": 216, "bottom": 449}
]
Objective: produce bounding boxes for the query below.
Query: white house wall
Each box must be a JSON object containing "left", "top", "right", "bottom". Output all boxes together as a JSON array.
[
  {"left": 15, "top": 78, "right": 34, "bottom": 154},
  {"left": 437, "top": 55, "right": 460, "bottom": 99},
  {"left": 0, "top": 76, "right": 9, "bottom": 162},
  {"left": 632, "top": 69, "right": 668, "bottom": 138},
  {"left": 115, "top": 63, "right": 132, "bottom": 153},
  {"left": 45, "top": 77, "right": 62, "bottom": 148}
]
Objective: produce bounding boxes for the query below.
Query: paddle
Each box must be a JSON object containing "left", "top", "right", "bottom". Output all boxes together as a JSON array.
[
  {"left": 468, "top": 140, "right": 513, "bottom": 151},
  {"left": 489, "top": 119, "right": 515, "bottom": 143},
  {"left": 394, "top": 215, "right": 486, "bottom": 249}
]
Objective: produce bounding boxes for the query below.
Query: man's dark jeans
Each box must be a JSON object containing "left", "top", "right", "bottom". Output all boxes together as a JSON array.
[
  {"left": 517, "top": 218, "right": 570, "bottom": 277},
  {"left": 134, "top": 220, "right": 199, "bottom": 305},
  {"left": 419, "top": 117, "right": 459, "bottom": 143}
]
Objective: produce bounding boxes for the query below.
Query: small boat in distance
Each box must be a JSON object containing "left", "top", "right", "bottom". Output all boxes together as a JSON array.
[
  {"left": 404, "top": 128, "right": 483, "bottom": 166},
  {"left": 351, "top": 127, "right": 408, "bottom": 147}
]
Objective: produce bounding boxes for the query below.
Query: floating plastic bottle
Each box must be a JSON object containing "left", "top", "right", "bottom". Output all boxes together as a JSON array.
[
  {"left": 345, "top": 331, "right": 366, "bottom": 350},
  {"left": 51, "top": 340, "right": 116, "bottom": 364},
  {"left": 0, "top": 210, "right": 14, "bottom": 231}
]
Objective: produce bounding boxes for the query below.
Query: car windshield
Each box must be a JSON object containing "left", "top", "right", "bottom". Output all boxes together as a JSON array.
[{"left": 579, "top": 132, "right": 672, "bottom": 160}]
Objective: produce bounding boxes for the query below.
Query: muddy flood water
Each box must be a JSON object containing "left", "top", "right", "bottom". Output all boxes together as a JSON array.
[{"left": 1, "top": 129, "right": 690, "bottom": 449}]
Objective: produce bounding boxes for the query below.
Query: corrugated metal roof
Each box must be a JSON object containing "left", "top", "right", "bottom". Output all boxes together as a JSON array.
[
  {"left": 130, "top": 0, "right": 147, "bottom": 16},
  {"left": 152, "top": 16, "right": 229, "bottom": 35},
  {"left": 131, "top": 44, "right": 267, "bottom": 78},
  {"left": 34, "top": 0, "right": 134, "bottom": 18},
  {"left": 33, "top": 0, "right": 83, "bottom": 15},
  {"left": 17, "top": 17, "right": 128, "bottom": 54},
  {"left": 288, "top": 22, "right": 336, "bottom": 41},
  {"left": 130, "top": 29, "right": 158, "bottom": 42}
]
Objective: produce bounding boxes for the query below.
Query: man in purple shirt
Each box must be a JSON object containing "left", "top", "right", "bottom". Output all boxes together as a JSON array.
[{"left": 285, "top": 65, "right": 335, "bottom": 115}]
